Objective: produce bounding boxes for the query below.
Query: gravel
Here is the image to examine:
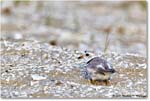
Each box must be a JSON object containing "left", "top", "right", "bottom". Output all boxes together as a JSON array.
[{"left": 0, "top": 40, "right": 147, "bottom": 98}]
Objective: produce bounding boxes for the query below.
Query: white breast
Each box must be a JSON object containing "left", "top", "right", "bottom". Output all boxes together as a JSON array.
[{"left": 92, "top": 72, "right": 112, "bottom": 80}]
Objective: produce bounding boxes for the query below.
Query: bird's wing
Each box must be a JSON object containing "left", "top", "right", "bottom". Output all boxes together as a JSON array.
[{"left": 95, "top": 68, "right": 106, "bottom": 75}]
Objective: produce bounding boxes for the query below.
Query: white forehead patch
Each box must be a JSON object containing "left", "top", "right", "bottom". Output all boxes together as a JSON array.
[{"left": 97, "top": 64, "right": 105, "bottom": 70}]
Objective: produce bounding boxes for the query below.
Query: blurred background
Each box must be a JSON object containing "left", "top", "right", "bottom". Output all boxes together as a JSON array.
[{"left": 0, "top": 1, "right": 147, "bottom": 56}]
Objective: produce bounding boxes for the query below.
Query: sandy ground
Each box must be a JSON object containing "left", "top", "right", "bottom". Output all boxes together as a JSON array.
[{"left": 0, "top": 40, "right": 147, "bottom": 98}]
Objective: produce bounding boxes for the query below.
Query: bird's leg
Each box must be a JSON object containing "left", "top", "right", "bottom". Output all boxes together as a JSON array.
[
  {"left": 88, "top": 79, "right": 94, "bottom": 84},
  {"left": 89, "top": 79, "right": 111, "bottom": 86},
  {"left": 104, "top": 80, "right": 110, "bottom": 86},
  {"left": 88, "top": 79, "right": 98, "bottom": 85},
  {"left": 89, "top": 79, "right": 102, "bottom": 85}
]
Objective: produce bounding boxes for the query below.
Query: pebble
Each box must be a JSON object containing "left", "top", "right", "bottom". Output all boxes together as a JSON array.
[{"left": 31, "top": 74, "right": 47, "bottom": 81}]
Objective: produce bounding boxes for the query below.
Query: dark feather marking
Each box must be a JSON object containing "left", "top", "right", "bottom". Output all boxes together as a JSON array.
[
  {"left": 87, "top": 58, "right": 95, "bottom": 64},
  {"left": 95, "top": 71, "right": 105, "bottom": 75}
]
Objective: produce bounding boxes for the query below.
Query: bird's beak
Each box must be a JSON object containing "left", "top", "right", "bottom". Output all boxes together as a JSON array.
[{"left": 109, "top": 69, "right": 116, "bottom": 73}]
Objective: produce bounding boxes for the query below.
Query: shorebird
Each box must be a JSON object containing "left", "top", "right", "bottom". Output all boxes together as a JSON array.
[{"left": 85, "top": 57, "right": 116, "bottom": 85}]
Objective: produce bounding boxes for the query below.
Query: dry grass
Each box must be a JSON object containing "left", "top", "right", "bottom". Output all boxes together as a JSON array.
[{"left": 103, "top": 27, "right": 111, "bottom": 53}]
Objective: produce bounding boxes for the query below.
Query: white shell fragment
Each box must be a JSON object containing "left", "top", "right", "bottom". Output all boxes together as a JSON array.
[{"left": 31, "top": 74, "right": 47, "bottom": 81}]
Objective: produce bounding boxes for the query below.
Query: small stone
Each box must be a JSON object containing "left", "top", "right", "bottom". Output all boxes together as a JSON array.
[
  {"left": 55, "top": 81, "right": 63, "bottom": 86},
  {"left": 70, "top": 85, "right": 74, "bottom": 88},
  {"left": 5, "top": 70, "right": 9, "bottom": 73},
  {"left": 1, "top": 7, "right": 11, "bottom": 15},
  {"left": 9, "top": 64, "right": 13, "bottom": 67},
  {"left": 49, "top": 40, "right": 57, "bottom": 46}
]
